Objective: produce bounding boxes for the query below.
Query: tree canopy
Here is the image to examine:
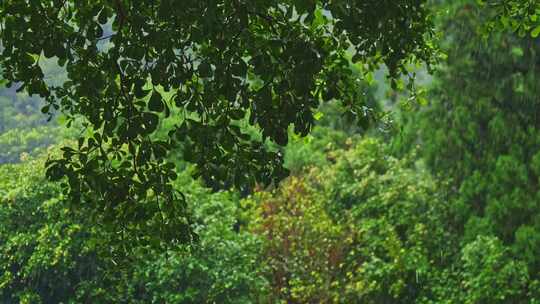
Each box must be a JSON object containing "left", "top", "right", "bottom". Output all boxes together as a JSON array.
[{"left": 0, "top": 0, "right": 437, "bottom": 237}]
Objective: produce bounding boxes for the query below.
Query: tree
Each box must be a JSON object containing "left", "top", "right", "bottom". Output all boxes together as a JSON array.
[
  {"left": 481, "top": 0, "right": 540, "bottom": 37},
  {"left": 395, "top": 0, "right": 540, "bottom": 291},
  {"left": 0, "top": 84, "right": 61, "bottom": 164},
  {"left": 0, "top": 1, "right": 437, "bottom": 238},
  {"left": 0, "top": 152, "right": 268, "bottom": 303},
  {"left": 247, "top": 137, "right": 451, "bottom": 303}
]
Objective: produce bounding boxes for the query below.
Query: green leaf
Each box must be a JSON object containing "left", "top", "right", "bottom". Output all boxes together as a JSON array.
[
  {"left": 41, "top": 105, "right": 50, "bottom": 114},
  {"left": 148, "top": 90, "right": 165, "bottom": 112},
  {"left": 142, "top": 112, "right": 159, "bottom": 134},
  {"left": 511, "top": 47, "right": 524, "bottom": 57},
  {"left": 531, "top": 25, "right": 540, "bottom": 38},
  {"left": 231, "top": 60, "right": 247, "bottom": 77},
  {"left": 229, "top": 109, "right": 244, "bottom": 120},
  {"left": 198, "top": 61, "right": 212, "bottom": 78}
]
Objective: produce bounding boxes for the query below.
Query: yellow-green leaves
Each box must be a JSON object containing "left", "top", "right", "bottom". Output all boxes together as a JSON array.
[{"left": 531, "top": 25, "right": 540, "bottom": 38}]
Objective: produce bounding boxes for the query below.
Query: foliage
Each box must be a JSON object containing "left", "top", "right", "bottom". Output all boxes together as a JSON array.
[
  {"left": 0, "top": 155, "right": 108, "bottom": 303},
  {"left": 0, "top": 87, "right": 58, "bottom": 163},
  {"left": 399, "top": 0, "right": 540, "bottom": 256},
  {"left": 0, "top": 126, "right": 58, "bottom": 164},
  {"left": 0, "top": 0, "right": 438, "bottom": 231},
  {"left": 482, "top": 0, "right": 540, "bottom": 37},
  {"left": 394, "top": 0, "right": 540, "bottom": 301},
  {"left": 121, "top": 174, "right": 270, "bottom": 304},
  {"left": 0, "top": 89, "right": 46, "bottom": 133},
  {"left": 3, "top": 1, "right": 540, "bottom": 303},
  {"left": 0, "top": 153, "right": 267, "bottom": 303},
  {"left": 247, "top": 138, "right": 452, "bottom": 303},
  {"left": 3, "top": 111, "right": 540, "bottom": 302},
  {"left": 458, "top": 235, "right": 530, "bottom": 303},
  {"left": 283, "top": 101, "right": 370, "bottom": 173}
]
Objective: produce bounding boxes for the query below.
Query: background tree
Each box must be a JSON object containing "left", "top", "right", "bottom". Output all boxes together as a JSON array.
[
  {"left": 0, "top": 58, "right": 69, "bottom": 163},
  {"left": 247, "top": 138, "right": 451, "bottom": 303},
  {"left": 0, "top": 151, "right": 269, "bottom": 303},
  {"left": 395, "top": 0, "right": 540, "bottom": 298}
]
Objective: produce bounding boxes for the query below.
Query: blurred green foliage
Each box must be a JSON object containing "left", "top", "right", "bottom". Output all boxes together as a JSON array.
[
  {"left": 0, "top": 57, "right": 68, "bottom": 163},
  {"left": 2, "top": 0, "right": 540, "bottom": 303},
  {"left": 0, "top": 88, "right": 57, "bottom": 163},
  {"left": 397, "top": 0, "right": 540, "bottom": 276}
]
